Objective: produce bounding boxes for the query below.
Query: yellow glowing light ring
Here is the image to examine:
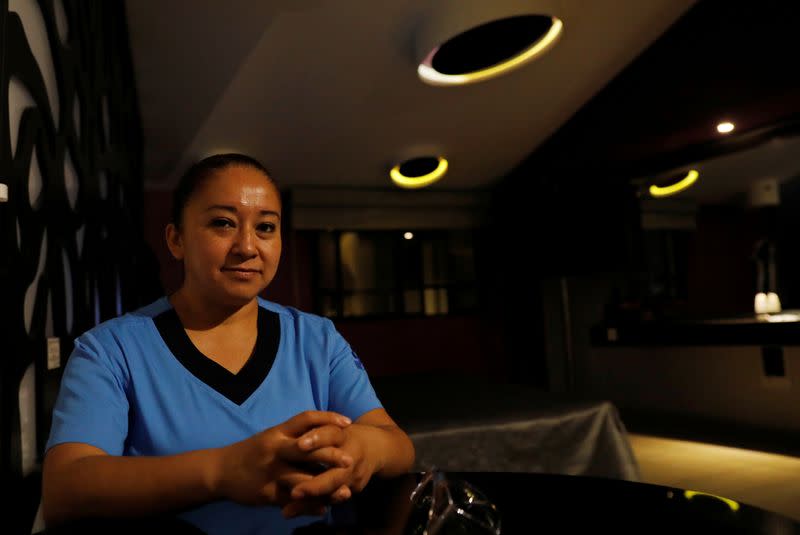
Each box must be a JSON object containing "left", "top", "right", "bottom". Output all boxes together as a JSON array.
[
  {"left": 418, "top": 17, "right": 563, "bottom": 86},
  {"left": 649, "top": 170, "right": 699, "bottom": 198},
  {"left": 390, "top": 157, "right": 448, "bottom": 189},
  {"left": 684, "top": 491, "right": 740, "bottom": 512}
]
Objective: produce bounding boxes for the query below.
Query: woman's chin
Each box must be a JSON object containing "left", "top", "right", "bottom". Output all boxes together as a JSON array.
[{"left": 218, "top": 285, "right": 268, "bottom": 307}]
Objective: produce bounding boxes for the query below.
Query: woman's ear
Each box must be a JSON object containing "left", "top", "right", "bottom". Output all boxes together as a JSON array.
[{"left": 165, "top": 223, "right": 184, "bottom": 261}]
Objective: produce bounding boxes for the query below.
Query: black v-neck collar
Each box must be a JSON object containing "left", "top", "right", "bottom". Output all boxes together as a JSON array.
[{"left": 153, "top": 305, "right": 280, "bottom": 405}]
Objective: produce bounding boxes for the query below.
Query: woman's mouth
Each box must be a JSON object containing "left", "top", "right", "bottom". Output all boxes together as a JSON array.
[{"left": 222, "top": 267, "right": 261, "bottom": 280}]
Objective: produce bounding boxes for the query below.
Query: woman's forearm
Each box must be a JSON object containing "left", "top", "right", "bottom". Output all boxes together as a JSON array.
[
  {"left": 42, "top": 446, "right": 224, "bottom": 526},
  {"left": 370, "top": 425, "right": 416, "bottom": 477},
  {"left": 44, "top": 411, "right": 358, "bottom": 526}
]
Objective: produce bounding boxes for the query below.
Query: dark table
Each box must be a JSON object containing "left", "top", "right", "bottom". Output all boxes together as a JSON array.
[{"left": 38, "top": 471, "right": 800, "bottom": 534}]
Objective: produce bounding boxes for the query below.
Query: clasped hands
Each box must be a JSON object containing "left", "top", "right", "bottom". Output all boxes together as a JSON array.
[{"left": 217, "top": 411, "right": 379, "bottom": 518}]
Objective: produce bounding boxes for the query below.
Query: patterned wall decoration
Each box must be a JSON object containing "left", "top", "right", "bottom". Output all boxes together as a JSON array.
[{"left": 0, "top": 0, "right": 161, "bottom": 519}]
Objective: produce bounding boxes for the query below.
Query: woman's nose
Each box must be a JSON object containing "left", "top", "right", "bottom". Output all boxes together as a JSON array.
[{"left": 233, "top": 227, "right": 257, "bottom": 256}]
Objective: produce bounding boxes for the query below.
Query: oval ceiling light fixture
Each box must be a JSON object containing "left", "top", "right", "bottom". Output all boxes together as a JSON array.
[
  {"left": 390, "top": 156, "right": 448, "bottom": 189},
  {"left": 716, "top": 121, "right": 735, "bottom": 134},
  {"left": 649, "top": 170, "right": 699, "bottom": 198},
  {"left": 418, "top": 14, "right": 562, "bottom": 86},
  {"left": 404, "top": 232, "right": 414, "bottom": 240}
]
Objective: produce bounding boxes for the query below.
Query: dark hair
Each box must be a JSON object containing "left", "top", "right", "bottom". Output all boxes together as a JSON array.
[{"left": 171, "top": 153, "right": 278, "bottom": 228}]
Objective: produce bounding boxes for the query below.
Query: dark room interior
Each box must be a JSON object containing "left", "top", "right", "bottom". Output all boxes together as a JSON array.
[{"left": 2, "top": 0, "right": 800, "bottom": 533}]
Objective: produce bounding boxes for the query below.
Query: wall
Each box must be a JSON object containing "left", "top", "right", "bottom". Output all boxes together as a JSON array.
[
  {"left": 0, "top": 2, "right": 155, "bottom": 530},
  {"left": 586, "top": 345, "right": 800, "bottom": 432},
  {"left": 334, "top": 315, "right": 506, "bottom": 379},
  {"left": 564, "top": 200, "right": 800, "bottom": 436},
  {"left": 685, "top": 205, "right": 758, "bottom": 317},
  {"left": 142, "top": 189, "right": 181, "bottom": 293}
]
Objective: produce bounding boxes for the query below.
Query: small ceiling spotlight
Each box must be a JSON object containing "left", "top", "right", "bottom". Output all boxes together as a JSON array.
[
  {"left": 404, "top": 232, "right": 414, "bottom": 240},
  {"left": 716, "top": 121, "right": 735, "bottom": 134},
  {"left": 649, "top": 169, "right": 700, "bottom": 198},
  {"left": 390, "top": 156, "right": 448, "bottom": 189}
]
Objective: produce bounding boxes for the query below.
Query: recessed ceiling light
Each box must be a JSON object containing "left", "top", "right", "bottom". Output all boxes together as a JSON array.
[
  {"left": 390, "top": 156, "right": 448, "bottom": 189},
  {"left": 404, "top": 232, "right": 414, "bottom": 240},
  {"left": 649, "top": 170, "right": 699, "bottom": 198},
  {"left": 418, "top": 15, "right": 563, "bottom": 86},
  {"left": 717, "top": 121, "right": 735, "bottom": 134}
]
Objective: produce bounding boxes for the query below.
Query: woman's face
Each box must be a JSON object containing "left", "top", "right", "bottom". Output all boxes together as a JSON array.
[{"left": 167, "top": 165, "right": 282, "bottom": 307}]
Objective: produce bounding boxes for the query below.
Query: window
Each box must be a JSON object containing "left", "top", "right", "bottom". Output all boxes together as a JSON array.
[{"left": 314, "top": 230, "right": 478, "bottom": 318}]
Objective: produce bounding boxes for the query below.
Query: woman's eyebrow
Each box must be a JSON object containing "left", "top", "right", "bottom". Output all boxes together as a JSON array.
[{"left": 205, "top": 205, "right": 280, "bottom": 219}]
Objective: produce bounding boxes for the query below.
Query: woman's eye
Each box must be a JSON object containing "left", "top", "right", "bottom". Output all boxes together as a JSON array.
[
  {"left": 211, "top": 219, "right": 234, "bottom": 228},
  {"left": 257, "top": 222, "right": 276, "bottom": 233}
]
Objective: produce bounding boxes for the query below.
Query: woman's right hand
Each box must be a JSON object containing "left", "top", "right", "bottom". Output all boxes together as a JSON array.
[{"left": 214, "top": 411, "right": 354, "bottom": 507}]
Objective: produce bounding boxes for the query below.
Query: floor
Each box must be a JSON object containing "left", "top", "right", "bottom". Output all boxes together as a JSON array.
[{"left": 629, "top": 433, "right": 800, "bottom": 521}]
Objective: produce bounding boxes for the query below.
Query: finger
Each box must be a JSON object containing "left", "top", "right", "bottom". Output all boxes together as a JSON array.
[
  {"left": 330, "top": 485, "right": 352, "bottom": 504},
  {"left": 273, "top": 483, "right": 345, "bottom": 511},
  {"left": 277, "top": 471, "right": 314, "bottom": 489},
  {"left": 276, "top": 448, "right": 353, "bottom": 489},
  {"left": 281, "top": 411, "right": 351, "bottom": 437},
  {"left": 304, "top": 446, "right": 353, "bottom": 468},
  {"left": 291, "top": 467, "right": 350, "bottom": 499},
  {"left": 281, "top": 445, "right": 354, "bottom": 469},
  {"left": 282, "top": 499, "right": 329, "bottom": 519},
  {"left": 296, "top": 425, "right": 347, "bottom": 451}
]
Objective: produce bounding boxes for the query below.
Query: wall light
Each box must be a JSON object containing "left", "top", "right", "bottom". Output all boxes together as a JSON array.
[
  {"left": 404, "top": 232, "right": 414, "bottom": 240},
  {"left": 649, "top": 170, "right": 699, "bottom": 198}
]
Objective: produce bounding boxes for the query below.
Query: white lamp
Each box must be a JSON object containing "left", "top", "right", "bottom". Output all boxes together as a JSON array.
[
  {"left": 755, "top": 292, "right": 768, "bottom": 315},
  {"left": 766, "top": 292, "right": 782, "bottom": 314}
]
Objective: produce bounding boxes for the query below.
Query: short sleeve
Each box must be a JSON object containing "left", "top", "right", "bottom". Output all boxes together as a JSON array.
[
  {"left": 45, "top": 333, "right": 130, "bottom": 455},
  {"left": 325, "top": 321, "right": 382, "bottom": 420}
]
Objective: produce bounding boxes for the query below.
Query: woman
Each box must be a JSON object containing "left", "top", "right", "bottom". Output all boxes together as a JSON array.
[{"left": 42, "top": 154, "right": 415, "bottom": 534}]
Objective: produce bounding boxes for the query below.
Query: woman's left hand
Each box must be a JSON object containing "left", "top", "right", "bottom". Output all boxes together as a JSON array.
[
  {"left": 280, "top": 409, "right": 415, "bottom": 518},
  {"left": 329, "top": 423, "right": 381, "bottom": 492},
  {"left": 280, "top": 424, "right": 378, "bottom": 517}
]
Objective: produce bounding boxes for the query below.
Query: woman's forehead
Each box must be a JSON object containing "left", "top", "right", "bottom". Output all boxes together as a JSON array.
[
  {"left": 195, "top": 166, "right": 280, "bottom": 206},
  {"left": 239, "top": 185, "right": 270, "bottom": 207}
]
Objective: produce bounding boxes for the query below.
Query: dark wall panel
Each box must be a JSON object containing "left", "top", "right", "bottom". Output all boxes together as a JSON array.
[{"left": 0, "top": 2, "right": 160, "bottom": 528}]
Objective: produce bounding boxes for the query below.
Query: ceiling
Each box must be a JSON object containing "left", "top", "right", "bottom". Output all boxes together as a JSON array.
[
  {"left": 125, "top": 1, "right": 800, "bottom": 202},
  {"left": 528, "top": 0, "right": 800, "bottom": 202},
  {"left": 124, "top": 0, "right": 695, "bottom": 191}
]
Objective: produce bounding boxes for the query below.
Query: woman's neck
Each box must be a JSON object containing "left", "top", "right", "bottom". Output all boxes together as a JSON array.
[{"left": 168, "top": 288, "right": 258, "bottom": 331}]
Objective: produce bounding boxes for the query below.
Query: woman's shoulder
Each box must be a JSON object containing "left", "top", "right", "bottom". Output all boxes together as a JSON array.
[
  {"left": 257, "top": 299, "right": 349, "bottom": 357},
  {"left": 257, "top": 298, "right": 335, "bottom": 332},
  {"left": 76, "top": 296, "right": 171, "bottom": 345}
]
